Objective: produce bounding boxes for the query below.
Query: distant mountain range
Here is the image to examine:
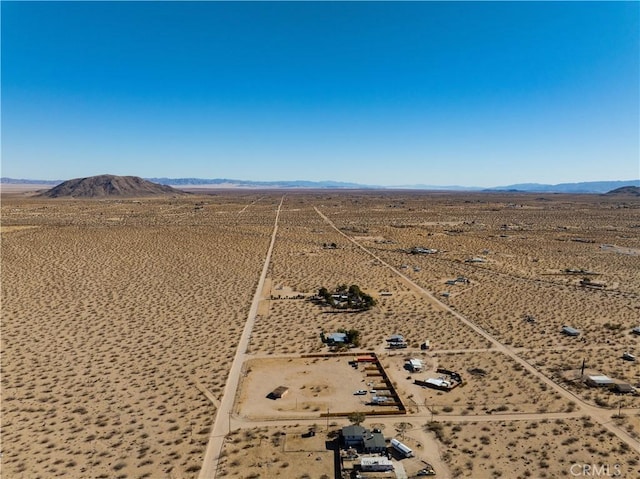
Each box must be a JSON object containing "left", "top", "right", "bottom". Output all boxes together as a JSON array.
[
  {"left": 2, "top": 177, "right": 639, "bottom": 194},
  {"left": 484, "top": 180, "right": 640, "bottom": 194},
  {"left": 146, "top": 177, "right": 376, "bottom": 189}
]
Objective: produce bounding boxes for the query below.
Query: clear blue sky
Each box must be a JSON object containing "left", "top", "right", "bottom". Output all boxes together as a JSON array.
[{"left": 2, "top": 1, "right": 638, "bottom": 187}]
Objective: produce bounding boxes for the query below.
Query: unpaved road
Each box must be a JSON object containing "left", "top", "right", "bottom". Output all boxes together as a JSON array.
[{"left": 198, "top": 196, "right": 284, "bottom": 479}]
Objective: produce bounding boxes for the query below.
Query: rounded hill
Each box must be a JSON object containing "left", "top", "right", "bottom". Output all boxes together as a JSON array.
[
  {"left": 40, "top": 175, "right": 188, "bottom": 198},
  {"left": 604, "top": 186, "right": 640, "bottom": 197}
]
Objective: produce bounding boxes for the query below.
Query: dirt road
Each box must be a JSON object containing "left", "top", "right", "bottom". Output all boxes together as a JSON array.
[{"left": 198, "top": 196, "right": 284, "bottom": 479}]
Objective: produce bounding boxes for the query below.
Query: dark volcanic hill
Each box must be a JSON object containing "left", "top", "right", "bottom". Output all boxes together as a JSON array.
[
  {"left": 40, "top": 175, "right": 188, "bottom": 198},
  {"left": 604, "top": 186, "right": 640, "bottom": 197}
]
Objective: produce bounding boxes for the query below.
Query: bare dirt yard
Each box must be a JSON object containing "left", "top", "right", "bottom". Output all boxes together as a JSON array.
[
  {"left": 381, "top": 350, "right": 574, "bottom": 415},
  {"left": 237, "top": 356, "right": 401, "bottom": 420}
]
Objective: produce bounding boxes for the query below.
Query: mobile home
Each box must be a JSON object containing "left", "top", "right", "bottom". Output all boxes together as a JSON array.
[{"left": 391, "top": 438, "right": 413, "bottom": 458}]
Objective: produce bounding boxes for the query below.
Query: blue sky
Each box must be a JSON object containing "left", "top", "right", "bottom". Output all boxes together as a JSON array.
[{"left": 2, "top": 1, "right": 638, "bottom": 187}]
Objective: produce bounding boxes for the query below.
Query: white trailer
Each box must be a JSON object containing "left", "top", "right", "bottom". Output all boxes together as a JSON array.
[{"left": 391, "top": 438, "right": 413, "bottom": 457}]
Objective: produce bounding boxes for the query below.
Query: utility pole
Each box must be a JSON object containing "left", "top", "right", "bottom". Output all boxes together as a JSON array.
[{"left": 580, "top": 358, "right": 586, "bottom": 377}]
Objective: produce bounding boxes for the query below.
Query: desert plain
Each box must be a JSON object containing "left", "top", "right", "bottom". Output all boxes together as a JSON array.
[{"left": 2, "top": 187, "right": 640, "bottom": 478}]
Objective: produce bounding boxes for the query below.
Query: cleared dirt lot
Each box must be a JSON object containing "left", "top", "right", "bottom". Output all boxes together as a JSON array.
[
  {"left": 237, "top": 356, "right": 401, "bottom": 419},
  {"left": 217, "top": 425, "right": 334, "bottom": 478},
  {"left": 381, "top": 350, "right": 574, "bottom": 415}
]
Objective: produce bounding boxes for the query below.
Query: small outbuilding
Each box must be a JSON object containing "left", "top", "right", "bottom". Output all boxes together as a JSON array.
[
  {"left": 407, "top": 358, "right": 423, "bottom": 372},
  {"left": 585, "top": 375, "right": 613, "bottom": 388},
  {"left": 622, "top": 352, "right": 636, "bottom": 362},
  {"left": 562, "top": 325, "right": 581, "bottom": 337},
  {"left": 612, "top": 383, "right": 637, "bottom": 395},
  {"left": 327, "top": 332, "right": 348, "bottom": 344},
  {"left": 268, "top": 386, "right": 289, "bottom": 399},
  {"left": 387, "top": 334, "right": 405, "bottom": 343}
]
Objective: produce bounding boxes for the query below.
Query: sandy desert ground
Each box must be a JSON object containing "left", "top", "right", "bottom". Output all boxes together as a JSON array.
[
  {"left": 2, "top": 188, "right": 639, "bottom": 478},
  {"left": 428, "top": 417, "right": 639, "bottom": 478},
  {"left": 2, "top": 193, "right": 275, "bottom": 478}
]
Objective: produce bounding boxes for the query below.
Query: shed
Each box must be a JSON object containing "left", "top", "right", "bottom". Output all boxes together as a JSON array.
[
  {"left": 612, "top": 383, "right": 636, "bottom": 394},
  {"left": 562, "top": 326, "right": 581, "bottom": 337},
  {"left": 327, "top": 332, "right": 348, "bottom": 344},
  {"left": 387, "top": 334, "right": 405, "bottom": 343},
  {"left": 268, "top": 386, "right": 289, "bottom": 399},
  {"left": 585, "top": 375, "right": 613, "bottom": 388},
  {"left": 407, "top": 358, "right": 423, "bottom": 372}
]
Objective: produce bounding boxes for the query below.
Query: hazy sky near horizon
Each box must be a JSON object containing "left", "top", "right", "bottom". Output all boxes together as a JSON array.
[{"left": 2, "top": 1, "right": 639, "bottom": 187}]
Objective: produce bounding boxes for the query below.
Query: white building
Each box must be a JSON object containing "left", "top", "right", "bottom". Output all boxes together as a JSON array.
[
  {"left": 407, "top": 358, "right": 423, "bottom": 372},
  {"left": 361, "top": 456, "right": 394, "bottom": 472},
  {"left": 391, "top": 438, "right": 413, "bottom": 458}
]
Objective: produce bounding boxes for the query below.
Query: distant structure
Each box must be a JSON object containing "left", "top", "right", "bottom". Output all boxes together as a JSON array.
[
  {"left": 391, "top": 438, "right": 413, "bottom": 458},
  {"left": 325, "top": 332, "right": 348, "bottom": 344},
  {"left": 406, "top": 358, "right": 423, "bottom": 372},
  {"left": 387, "top": 334, "right": 408, "bottom": 349},
  {"left": 410, "top": 246, "right": 438, "bottom": 255},
  {"left": 465, "top": 257, "right": 486, "bottom": 263},
  {"left": 415, "top": 368, "right": 462, "bottom": 391},
  {"left": 267, "top": 386, "right": 289, "bottom": 399},
  {"left": 341, "top": 425, "right": 387, "bottom": 453},
  {"left": 579, "top": 278, "right": 606, "bottom": 289},
  {"left": 361, "top": 456, "right": 394, "bottom": 472},
  {"left": 562, "top": 325, "right": 581, "bottom": 337}
]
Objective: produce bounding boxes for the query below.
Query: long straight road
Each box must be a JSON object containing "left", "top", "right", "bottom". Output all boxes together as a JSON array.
[
  {"left": 198, "top": 196, "right": 284, "bottom": 479},
  {"left": 313, "top": 206, "right": 640, "bottom": 454}
]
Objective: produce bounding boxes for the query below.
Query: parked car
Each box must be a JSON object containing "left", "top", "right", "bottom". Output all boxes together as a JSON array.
[
  {"left": 354, "top": 389, "right": 367, "bottom": 395},
  {"left": 622, "top": 352, "right": 636, "bottom": 361}
]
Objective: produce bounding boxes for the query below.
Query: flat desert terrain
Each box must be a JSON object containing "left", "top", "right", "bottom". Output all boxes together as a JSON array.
[{"left": 2, "top": 189, "right": 639, "bottom": 478}]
